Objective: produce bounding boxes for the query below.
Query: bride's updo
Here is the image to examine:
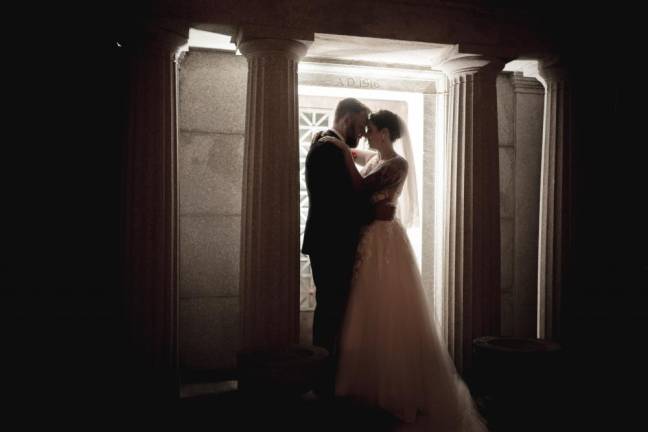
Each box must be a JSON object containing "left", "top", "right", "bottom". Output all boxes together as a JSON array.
[{"left": 369, "top": 110, "right": 401, "bottom": 142}]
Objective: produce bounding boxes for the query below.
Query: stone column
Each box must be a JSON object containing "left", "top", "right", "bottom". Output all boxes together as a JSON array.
[
  {"left": 122, "top": 23, "right": 188, "bottom": 398},
  {"left": 237, "top": 36, "right": 308, "bottom": 351},
  {"left": 439, "top": 54, "right": 504, "bottom": 372},
  {"left": 536, "top": 58, "right": 573, "bottom": 341}
]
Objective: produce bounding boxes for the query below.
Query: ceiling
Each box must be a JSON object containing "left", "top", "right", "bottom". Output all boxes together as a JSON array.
[
  {"left": 305, "top": 33, "right": 454, "bottom": 68},
  {"left": 187, "top": 29, "right": 538, "bottom": 76}
]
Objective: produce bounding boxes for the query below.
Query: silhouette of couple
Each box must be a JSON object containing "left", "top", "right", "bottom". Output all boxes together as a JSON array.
[{"left": 302, "top": 98, "right": 488, "bottom": 430}]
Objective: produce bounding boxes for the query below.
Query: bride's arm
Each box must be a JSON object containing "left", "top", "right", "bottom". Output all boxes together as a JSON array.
[
  {"left": 327, "top": 140, "right": 395, "bottom": 221},
  {"left": 337, "top": 144, "right": 364, "bottom": 192},
  {"left": 333, "top": 142, "right": 382, "bottom": 193}
]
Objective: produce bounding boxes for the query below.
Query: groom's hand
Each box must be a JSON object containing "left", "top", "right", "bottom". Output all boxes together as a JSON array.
[{"left": 374, "top": 201, "right": 396, "bottom": 221}]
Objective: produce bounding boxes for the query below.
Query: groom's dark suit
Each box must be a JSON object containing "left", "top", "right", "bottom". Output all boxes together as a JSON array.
[{"left": 302, "top": 130, "right": 373, "bottom": 392}]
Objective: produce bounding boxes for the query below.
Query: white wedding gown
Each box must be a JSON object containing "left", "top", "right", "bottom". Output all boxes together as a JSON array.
[{"left": 335, "top": 155, "right": 488, "bottom": 431}]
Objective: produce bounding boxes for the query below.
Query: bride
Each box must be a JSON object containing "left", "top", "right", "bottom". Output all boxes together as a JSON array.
[{"left": 325, "top": 110, "right": 488, "bottom": 431}]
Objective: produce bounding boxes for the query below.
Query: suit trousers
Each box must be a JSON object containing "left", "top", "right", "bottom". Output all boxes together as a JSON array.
[{"left": 308, "top": 248, "right": 356, "bottom": 392}]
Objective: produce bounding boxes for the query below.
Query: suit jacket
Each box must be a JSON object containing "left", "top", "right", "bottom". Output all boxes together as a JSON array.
[{"left": 301, "top": 130, "right": 373, "bottom": 258}]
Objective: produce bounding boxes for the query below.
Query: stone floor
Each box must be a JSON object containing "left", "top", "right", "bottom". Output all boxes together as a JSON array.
[
  {"left": 177, "top": 379, "right": 550, "bottom": 431},
  {"left": 176, "top": 361, "right": 641, "bottom": 432},
  {"left": 179, "top": 381, "right": 403, "bottom": 431}
]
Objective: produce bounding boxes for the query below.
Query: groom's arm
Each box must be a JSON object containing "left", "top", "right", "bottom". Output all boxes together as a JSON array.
[
  {"left": 309, "top": 133, "right": 393, "bottom": 223},
  {"left": 356, "top": 194, "right": 395, "bottom": 224}
]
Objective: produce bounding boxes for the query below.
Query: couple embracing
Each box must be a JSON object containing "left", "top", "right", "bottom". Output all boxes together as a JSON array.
[{"left": 302, "top": 98, "right": 487, "bottom": 430}]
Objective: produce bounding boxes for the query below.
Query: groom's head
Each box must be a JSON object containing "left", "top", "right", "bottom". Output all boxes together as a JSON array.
[{"left": 333, "top": 98, "right": 370, "bottom": 148}]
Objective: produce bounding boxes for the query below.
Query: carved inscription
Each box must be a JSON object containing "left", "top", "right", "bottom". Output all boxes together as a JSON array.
[{"left": 336, "top": 77, "right": 380, "bottom": 89}]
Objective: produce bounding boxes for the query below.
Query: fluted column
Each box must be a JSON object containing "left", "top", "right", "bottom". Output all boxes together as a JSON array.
[
  {"left": 536, "top": 58, "right": 573, "bottom": 341},
  {"left": 237, "top": 37, "right": 308, "bottom": 351},
  {"left": 440, "top": 54, "right": 504, "bottom": 372},
  {"left": 122, "top": 23, "right": 187, "bottom": 398}
]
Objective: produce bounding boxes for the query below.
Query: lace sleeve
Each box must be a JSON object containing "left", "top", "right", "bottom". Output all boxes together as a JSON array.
[
  {"left": 360, "top": 153, "right": 381, "bottom": 177},
  {"left": 375, "top": 157, "right": 408, "bottom": 190}
]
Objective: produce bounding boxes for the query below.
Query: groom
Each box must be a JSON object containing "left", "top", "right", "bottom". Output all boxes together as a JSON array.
[{"left": 302, "top": 98, "right": 393, "bottom": 397}]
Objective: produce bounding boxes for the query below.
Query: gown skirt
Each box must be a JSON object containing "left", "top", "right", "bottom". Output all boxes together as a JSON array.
[{"left": 336, "top": 219, "right": 488, "bottom": 431}]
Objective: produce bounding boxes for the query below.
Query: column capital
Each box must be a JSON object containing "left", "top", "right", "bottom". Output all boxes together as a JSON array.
[
  {"left": 237, "top": 38, "right": 309, "bottom": 61},
  {"left": 537, "top": 56, "right": 569, "bottom": 83},
  {"left": 234, "top": 24, "right": 312, "bottom": 60},
  {"left": 438, "top": 52, "right": 506, "bottom": 78}
]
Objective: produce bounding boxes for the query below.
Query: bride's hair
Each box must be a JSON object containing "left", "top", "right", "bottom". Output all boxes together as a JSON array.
[{"left": 369, "top": 110, "right": 401, "bottom": 141}]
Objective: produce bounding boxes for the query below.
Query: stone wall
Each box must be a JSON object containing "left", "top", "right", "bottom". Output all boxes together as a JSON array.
[{"left": 178, "top": 49, "right": 247, "bottom": 370}]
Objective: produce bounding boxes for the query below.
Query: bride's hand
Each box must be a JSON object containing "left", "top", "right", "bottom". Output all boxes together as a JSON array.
[
  {"left": 313, "top": 131, "right": 350, "bottom": 155},
  {"left": 311, "top": 130, "right": 324, "bottom": 145},
  {"left": 374, "top": 200, "right": 396, "bottom": 221}
]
